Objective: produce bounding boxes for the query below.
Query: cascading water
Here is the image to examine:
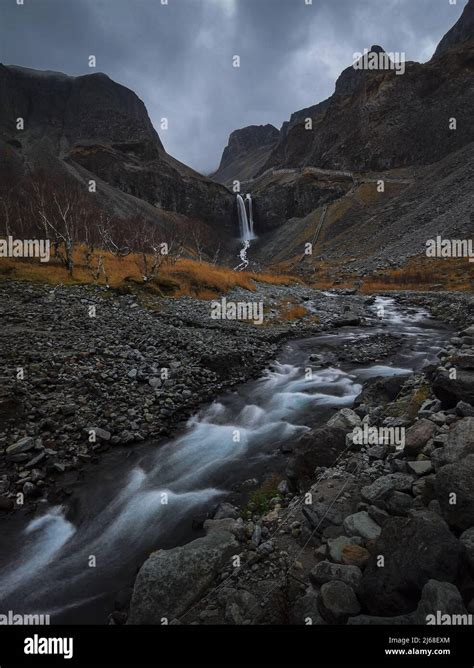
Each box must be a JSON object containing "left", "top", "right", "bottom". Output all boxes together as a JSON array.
[
  {"left": 235, "top": 193, "right": 255, "bottom": 271},
  {"left": 236, "top": 194, "right": 253, "bottom": 241}
]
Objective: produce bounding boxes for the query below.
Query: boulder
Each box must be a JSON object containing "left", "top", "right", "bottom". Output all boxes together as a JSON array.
[
  {"left": 460, "top": 527, "right": 474, "bottom": 568},
  {"left": 433, "top": 369, "right": 474, "bottom": 408},
  {"left": 6, "top": 436, "right": 35, "bottom": 455},
  {"left": 341, "top": 545, "right": 370, "bottom": 569},
  {"left": 286, "top": 426, "right": 347, "bottom": 488},
  {"left": 127, "top": 530, "right": 238, "bottom": 624},
  {"left": 309, "top": 561, "right": 362, "bottom": 590},
  {"left": 415, "top": 580, "right": 467, "bottom": 624},
  {"left": 408, "top": 461, "right": 433, "bottom": 476},
  {"left": 385, "top": 491, "right": 414, "bottom": 516},
  {"left": 290, "top": 590, "right": 326, "bottom": 625},
  {"left": 327, "top": 535, "right": 362, "bottom": 563},
  {"left": 404, "top": 419, "right": 437, "bottom": 456},
  {"left": 318, "top": 580, "right": 361, "bottom": 623},
  {"left": 431, "top": 418, "right": 474, "bottom": 470},
  {"left": 435, "top": 455, "right": 474, "bottom": 530},
  {"left": 361, "top": 473, "right": 415, "bottom": 504},
  {"left": 359, "top": 511, "right": 461, "bottom": 615},
  {"left": 327, "top": 408, "right": 361, "bottom": 430},
  {"left": 343, "top": 511, "right": 381, "bottom": 540}
]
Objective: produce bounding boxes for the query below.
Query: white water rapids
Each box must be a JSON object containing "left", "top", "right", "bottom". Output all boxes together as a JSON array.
[{"left": 0, "top": 298, "right": 452, "bottom": 623}]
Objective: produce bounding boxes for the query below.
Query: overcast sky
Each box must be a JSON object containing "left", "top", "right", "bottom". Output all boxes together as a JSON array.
[{"left": 0, "top": 0, "right": 465, "bottom": 174}]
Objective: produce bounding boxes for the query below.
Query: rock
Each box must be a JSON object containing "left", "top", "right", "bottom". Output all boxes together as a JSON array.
[
  {"left": 347, "top": 613, "right": 414, "bottom": 625},
  {"left": 327, "top": 536, "right": 362, "bottom": 563},
  {"left": 361, "top": 473, "right": 415, "bottom": 504},
  {"left": 327, "top": 408, "right": 361, "bottom": 430},
  {"left": 224, "top": 590, "right": 258, "bottom": 625},
  {"left": 127, "top": 530, "right": 238, "bottom": 624},
  {"left": 367, "top": 505, "right": 390, "bottom": 527},
  {"left": 286, "top": 426, "right": 347, "bottom": 487},
  {"left": 355, "top": 375, "right": 409, "bottom": 408},
  {"left": 290, "top": 590, "right": 326, "bottom": 625},
  {"left": 203, "top": 518, "right": 240, "bottom": 537},
  {"left": 431, "top": 418, "right": 474, "bottom": 469},
  {"left": 318, "top": 580, "right": 360, "bottom": 623},
  {"left": 460, "top": 527, "right": 474, "bottom": 568},
  {"left": 385, "top": 491, "right": 414, "bottom": 516},
  {"left": 404, "top": 419, "right": 437, "bottom": 456},
  {"left": 359, "top": 511, "right": 461, "bottom": 615},
  {"left": 343, "top": 512, "right": 381, "bottom": 541},
  {"left": 415, "top": 580, "right": 467, "bottom": 624},
  {"left": 435, "top": 455, "right": 474, "bottom": 531},
  {"left": 309, "top": 561, "right": 362, "bottom": 590},
  {"left": 6, "top": 436, "right": 35, "bottom": 455},
  {"left": 302, "top": 502, "right": 343, "bottom": 532},
  {"left": 433, "top": 369, "right": 474, "bottom": 408},
  {"left": 407, "top": 461, "right": 433, "bottom": 476},
  {"left": 0, "top": 497, "right": 14, "bottom": 511},
  {"left": 213, "top": 502, "right": 239, "bottom": 520},
  {"left": 456, "top": 401, "right": 474, "bottom": 417},
  {"left": 84, "top": 426, "right": 111, "bottom": 441},
  {"left": 341, "top": 545, "right": 370, "bottom": 569}
]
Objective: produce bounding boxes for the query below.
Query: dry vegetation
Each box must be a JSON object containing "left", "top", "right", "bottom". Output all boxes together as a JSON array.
[{"left": 0, "top": 246, "right": 298, "bottom": 299}]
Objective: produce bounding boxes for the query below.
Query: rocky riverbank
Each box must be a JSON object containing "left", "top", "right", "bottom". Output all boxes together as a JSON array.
[
  {"left": 0, "top": 280, "right": 375, "bottom": 511},
  {"left": 124, "top": 307, "right": 474, "bottom": 626}
]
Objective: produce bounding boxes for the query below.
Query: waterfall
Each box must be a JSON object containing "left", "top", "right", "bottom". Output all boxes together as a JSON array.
[
  {"left": 236, "top": 194, "right": 255, "bottom": 242},
  {"left": 246, "top": 193, "right": 254, "bottom": 237}
]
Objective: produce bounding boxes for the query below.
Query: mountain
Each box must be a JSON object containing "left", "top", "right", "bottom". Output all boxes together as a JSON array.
[
  {"left": 0, "top": 65, "right": 234, "bottom": 239},
  {"left": 211, "top": 124, "right": 279, "bottom": 186},
  {"left": 210, "top": 0, "right": 474, "bottom": 273},
  {"left": 433, "top": 0, "right": 474, "bottom": 58}
]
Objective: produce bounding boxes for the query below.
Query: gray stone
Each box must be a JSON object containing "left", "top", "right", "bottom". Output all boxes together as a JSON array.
[
  {"left": 460, "top": 527, "right": 474, "bottom": 568},
  {"left": 6, "top": 436, "right": 35, "bottom": 455},
  {"left": 386, "top": 491, "right": 414, "bottom": 516},
  {"left": 309, "top": 561, "right": 362, "bottom": 590},
  {"left": 361, "top": 473, "right": 415, "bottom": 504},
  {"left": 359, "top": 511, "right": 461, "bottom": 616},
  {"left": 127, "top": 530, "right": 238, "bottom": 624},
  {"left": 327, "top": 408, "right": 361, "bottom": 430},
  {"left": 404, "top": 419, "right": 437, "bottom": 456},
  {"left": 343, "top": 511, "right": 381, "bottom": 540},
  {"left": 408, "top": 460, "right": 433, "bottom": 476},
  {"left": 290, "top": 590, "right": 326, "bottom": 625},
  {"left": 318, "top": 580, "right": 361, "bottom": 623},
  {"left": 435, "top": 455, "right": 474, "bottom": 531},
  {"left": 415, "top": 580, "right": 467, "bottom": 624}
]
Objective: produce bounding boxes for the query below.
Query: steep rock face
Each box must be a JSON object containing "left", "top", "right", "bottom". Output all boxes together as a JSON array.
[
  {"left": 433, "top": 0, "right": 474, "bottom": 59},
  {"left": 258, "top": 41, "right": 474, "bottom": 174},
  {"left": 0, "top": 65, "right": 234, "bottom": 233},
  {"left": 211, "top": 124, "right": 279, "bottom": 186}
]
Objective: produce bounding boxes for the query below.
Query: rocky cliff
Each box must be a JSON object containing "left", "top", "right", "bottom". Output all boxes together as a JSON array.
[
  {"left": 0, "top": 65, "right": 234, "bottom": 236},
  {"left": 211, "top": 124, "right": 279, "bottom": 186}
]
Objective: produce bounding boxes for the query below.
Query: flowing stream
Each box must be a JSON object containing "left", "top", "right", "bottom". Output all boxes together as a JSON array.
[{"left": 0, "top": 297, "right": 452, "bottom": 624}]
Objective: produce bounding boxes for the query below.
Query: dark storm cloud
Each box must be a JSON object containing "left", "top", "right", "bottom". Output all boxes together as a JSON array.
[{"left": 0, "top": 0, "right": 465, "bottom": 174}]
